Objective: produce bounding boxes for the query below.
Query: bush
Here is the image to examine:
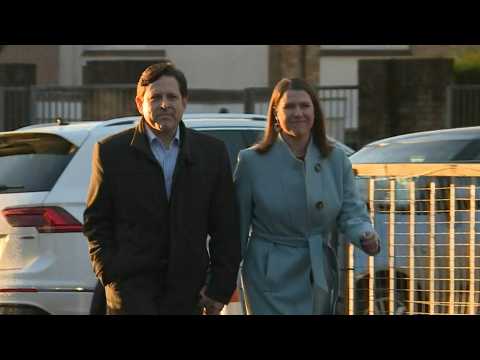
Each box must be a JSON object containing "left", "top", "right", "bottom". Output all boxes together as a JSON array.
[{"left": 454, "top": 50, "right": 480, "bottom": 84}]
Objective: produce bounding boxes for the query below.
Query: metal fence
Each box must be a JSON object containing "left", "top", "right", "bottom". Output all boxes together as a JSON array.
[
  {"left": 0, "top": 85, "right": 359, "bottom": 143},
  {"left": 346, "top": 163, "right": 480, "bottom": 315},
  {"left": 319, "top": 86, "right": 359, "bottom": 143},
  {"left": 447, "top": 85, "right": 480, "bottom": 128}
]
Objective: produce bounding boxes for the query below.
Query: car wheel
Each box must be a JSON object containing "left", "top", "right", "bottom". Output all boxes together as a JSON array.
[{"left": 354, "top": 271, "right": 409, "bottom": 315}]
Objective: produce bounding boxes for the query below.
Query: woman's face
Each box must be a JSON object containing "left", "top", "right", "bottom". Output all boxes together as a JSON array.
[{"left": 275, "top": 89, "right": 315, "bottom": 139}]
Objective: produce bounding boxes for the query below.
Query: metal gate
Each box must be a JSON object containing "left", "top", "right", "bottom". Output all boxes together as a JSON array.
[
  {"left": 318, "top": 86, "right": 359, "bottom": 144},
  {"left": 346, "top": 163, "right": 480, "bottom": 315},
  {"left": 0, "top": 85, "right": 359, "bottom": 146}
]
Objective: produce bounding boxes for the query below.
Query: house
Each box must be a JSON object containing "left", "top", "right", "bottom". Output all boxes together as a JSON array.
[
  {"left": 3, "top": 45, "right": 480, "bottom": 87},
  {"left": 0, "top": 45, "right": 269, "bottom": 88},
  {"left": 1, "top": 45, "right": 478, "bottom": 134}
]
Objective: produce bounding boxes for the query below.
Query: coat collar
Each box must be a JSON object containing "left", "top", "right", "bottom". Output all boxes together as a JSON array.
[
  {"left": 275, "top": 133, "right": 322, "bottom": 165},
  {"left": 130, "top": 118, "right": 194, "bottom": 165},
  {"left": 144, "top": 122, "right": 181, "bottom": 150}
]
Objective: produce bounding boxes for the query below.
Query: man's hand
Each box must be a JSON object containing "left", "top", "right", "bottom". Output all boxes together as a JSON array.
[
  {"left": 198, "top": 286, "right": 225, "bottom": 315},
  {"left": 360, "top": 231, "right": 381, "bottom": 256}
]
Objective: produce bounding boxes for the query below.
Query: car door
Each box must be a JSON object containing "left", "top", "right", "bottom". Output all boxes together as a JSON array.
[{"left": 198, "top": 128, "right": 263, "bottom": 171}]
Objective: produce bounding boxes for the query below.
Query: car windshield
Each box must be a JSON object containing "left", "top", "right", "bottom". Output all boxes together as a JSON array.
[
  {"left": 351, "top": 139, "right": 480, "bottom": 163},
  {"left": 200, "top": 129, "right": 263, "bottom": 170},
  {"left": 352, "top": 137, "right": 480, "bottom": 211},
  {"left": 0, "top": 133, "right": 77, "bottom": 194}
]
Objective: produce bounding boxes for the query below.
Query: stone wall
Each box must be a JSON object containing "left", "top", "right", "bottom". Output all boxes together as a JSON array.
[
  {"left": 358, "top": 58, "right": 454, "bottom": 147},
  {"left": 0, "top": 45, "right": 59, "bottom": 85},
  {"left": 0, "top": 63, "right": 37, "bottom": 131},
  {"left": 268, "top": 45, "right": 320, "bottom": 86}
]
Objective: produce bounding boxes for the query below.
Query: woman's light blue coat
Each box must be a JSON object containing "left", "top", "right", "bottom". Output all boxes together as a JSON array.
[{"left": 234, "top": 136, "right": 374, "bottom": 315}]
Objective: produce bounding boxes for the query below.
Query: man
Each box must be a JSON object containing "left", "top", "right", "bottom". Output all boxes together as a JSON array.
[{"left": 83, "top": 60, "right": 241, "bottom": 315}]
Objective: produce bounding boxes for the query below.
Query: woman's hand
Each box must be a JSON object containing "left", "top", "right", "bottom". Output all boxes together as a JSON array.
[{"left": 360, "top": 231, "right": 381, "bottom": 256}]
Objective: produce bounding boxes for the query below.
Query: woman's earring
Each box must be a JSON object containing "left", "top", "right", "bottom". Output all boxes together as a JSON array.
[{"left": 273, "top": 114, "right": 280, "bottom": 132}]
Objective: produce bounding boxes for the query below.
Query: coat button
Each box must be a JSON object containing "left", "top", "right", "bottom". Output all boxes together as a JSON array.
[
  {"left": 316, "top": 201, "right": 324, "bottom": 210},
  {"left": 314, "top": 163, "right": 322, "bottom": 172}
]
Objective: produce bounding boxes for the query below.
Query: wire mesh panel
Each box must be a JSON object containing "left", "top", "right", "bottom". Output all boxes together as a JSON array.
[{"left": 348, "top": 164, "right": 480, "bottom": 315}]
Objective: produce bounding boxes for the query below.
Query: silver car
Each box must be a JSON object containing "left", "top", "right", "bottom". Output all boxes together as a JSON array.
[{"left": 350, "top": 126, "right": 480, "bottom": 315}]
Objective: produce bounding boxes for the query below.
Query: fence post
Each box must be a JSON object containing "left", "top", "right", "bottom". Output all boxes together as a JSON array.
[
  {"left": 0, "top": 86, "right": 4, "bottom": 131},
  {"left": 29, "top": 86, "right": 36, "bottom": 126},
  {"left": 445, "top": 85, "right": 453, "bottom": 128},
  {"left": 244, "top": 88, "right": 255, "bottom": 114}
]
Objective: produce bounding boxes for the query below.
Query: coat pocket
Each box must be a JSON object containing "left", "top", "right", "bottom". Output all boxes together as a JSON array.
[
  {"left": 322, "top": 242, "right": 338, "bottom": 292},
  {"left": 116, "top": 223, "right": 139, "bottom": 251},
  {"left": 243, "top": 240, "right": 274, "bottom": 293},
  {"left": 264, "top": 243, "right": 310, "bottom": 294},
  {"left": 263, "top": 243, "right": 272, "bottom": 287}
]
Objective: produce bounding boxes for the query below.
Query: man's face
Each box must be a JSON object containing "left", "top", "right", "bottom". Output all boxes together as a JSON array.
[{"left": 136, "top": 75, "right": 187, "bottom": 135}]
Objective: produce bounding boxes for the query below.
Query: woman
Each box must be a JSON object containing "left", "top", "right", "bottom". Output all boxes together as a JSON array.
[{"left": 234, "top": 78, "right": 380, "bottom": 315}]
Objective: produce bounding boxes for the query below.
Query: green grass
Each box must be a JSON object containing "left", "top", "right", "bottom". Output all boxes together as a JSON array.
[{"left": 454, "top": 50, "right": 480, "bottom": 84}]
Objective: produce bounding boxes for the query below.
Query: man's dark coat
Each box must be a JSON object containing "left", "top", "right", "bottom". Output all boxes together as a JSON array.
[{"left": 83, "top": 119, "right": 241, "bottom": 314}]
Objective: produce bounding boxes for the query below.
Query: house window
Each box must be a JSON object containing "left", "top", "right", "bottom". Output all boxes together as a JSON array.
[
  {"left": 81, "top": 46, "right": 167, "bottom": 84},
  {"left": 82, "top": 45, "right": 166, "bottom": 58},
  {"left": 320, "top": 45, "right": 411, "bottom": 56},
  {"left": 82, "top": 60, "right": 164, "bottom": 84}
]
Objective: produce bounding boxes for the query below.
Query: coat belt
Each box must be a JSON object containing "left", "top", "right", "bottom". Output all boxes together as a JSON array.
[
  {"left": 251, "top": 231, "right": 309, "bottom": 248},
  {"left": 250, "top": 230, "right": 331, "bottom": 293}
]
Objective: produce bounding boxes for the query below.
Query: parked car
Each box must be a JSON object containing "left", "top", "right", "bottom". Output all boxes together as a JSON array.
[
  {"left": 349, "top": 126, "right": 480, "bottom": 314},
  {"left": 0, "top": 114, "right": 265, "bottom": 314},
  {"left": 0, "top": 113, "right": 354, "bottom": 315}
]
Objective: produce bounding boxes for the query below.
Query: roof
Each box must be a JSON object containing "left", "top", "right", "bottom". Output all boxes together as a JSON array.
[
  {"left": 5, "top": 114, "right": 354, "bottom": 155},
  {"left": 14, "top": 114, "right": 267, "bottom": 133},
  {"left": 367, "top": 126, "right": 480, "bottom": 146}
]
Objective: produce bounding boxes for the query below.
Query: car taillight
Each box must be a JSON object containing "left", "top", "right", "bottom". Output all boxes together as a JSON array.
[
  {"left": 0, "top": 288, "right": 38, "bottom": 293},
  {"left": 1, "top": 207, "right": 83, "bottom": 233},
  {"left": 230, "top": 288, "right": 240, "bottom": 303}
]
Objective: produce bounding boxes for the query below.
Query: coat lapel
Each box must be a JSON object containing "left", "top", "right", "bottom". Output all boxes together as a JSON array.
[
  {"left": 129, "top": 118, "right": 169, "bottom": 203},
  {"left": 129, "top": 118, "right": 159, "bottom": 165},
  {"left": 273, "top": 135, "right": 309, "bottom": 233},
  {"left": 128, "top": 119, "right": 195, "bottom": 203},
  {"left": 169, "top": 121, "right": 194, "bottom": 204}
]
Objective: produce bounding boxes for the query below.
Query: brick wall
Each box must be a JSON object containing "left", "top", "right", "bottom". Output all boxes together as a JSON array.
[
  {"left": 304, "top": 45, "right": 320, "bottom": 85},
  {"left": 357, "top": 60, "right": 391, "bottom": 144},
  {"left": 268, "top": 45, "right": 320, "bottom": 86},
  {"left": 0, "top": 45, "right": 59, "bottom": 85},
  {"left": 0, "top": 63, "right": 37, "bottom": 131},
  {"left": 358, "top": 58, "right": 454, "bottom": 147},
  {"left": 82, "top": 60, "right": 159, "bottom": 84}
]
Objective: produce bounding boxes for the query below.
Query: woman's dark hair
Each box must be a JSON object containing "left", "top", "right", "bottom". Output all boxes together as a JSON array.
[
  {"left": 136, "top": 59, "right": 188, "bottom": 100},
  {"left": 255, "top": 78, "right": 333, "bottom": 157}
]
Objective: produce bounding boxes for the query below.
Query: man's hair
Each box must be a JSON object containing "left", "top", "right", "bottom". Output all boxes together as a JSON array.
[{"left": 136, "top": 59, "right": 188, "bottom": 100}]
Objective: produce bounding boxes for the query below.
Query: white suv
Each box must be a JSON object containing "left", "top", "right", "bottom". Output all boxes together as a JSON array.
[
  {"left": 0, "top": 114, "right": 270, "bottom": 315},
  {"left": 0, "top": 114, "right": 353, "bottom": 315}
]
